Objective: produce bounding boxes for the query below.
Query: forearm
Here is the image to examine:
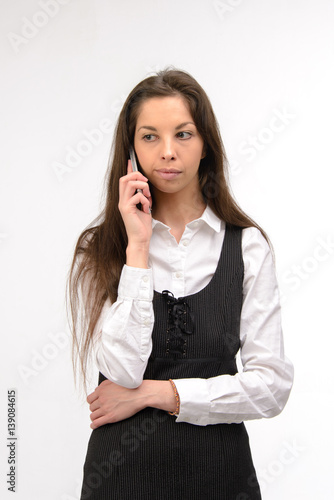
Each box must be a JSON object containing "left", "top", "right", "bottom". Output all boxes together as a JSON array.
[
  {"left": 139, "top": 380, "right": 178, "bottom": 414},
  {"left": 126, "top": 243, "right": 150, "bottom": 269},
  {"left": 173, "top": 359, "right": 294, "bottom": 426},
  {"left": 88, "top": 378, "right": 178, "bottom": 429},
  {"left": 94, "top": 264, "right": 154, "bottom": 388}
]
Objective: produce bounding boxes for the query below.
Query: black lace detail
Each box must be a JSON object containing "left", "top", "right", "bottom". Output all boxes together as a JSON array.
[{"left": 162, "top": 290, "right": 195, "bottom": 358}]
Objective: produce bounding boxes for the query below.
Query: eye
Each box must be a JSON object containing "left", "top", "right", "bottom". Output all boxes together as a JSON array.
[
  {"left": 176, "top": 131, "right": 192, "bottom": 139},
  {"left": 143, "top": 134, "right": 157, "bottom": 142}
]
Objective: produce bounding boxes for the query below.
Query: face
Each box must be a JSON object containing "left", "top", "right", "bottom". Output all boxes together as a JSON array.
[{"left": 133, "top": 95, "right": 205, "bottom": 200}]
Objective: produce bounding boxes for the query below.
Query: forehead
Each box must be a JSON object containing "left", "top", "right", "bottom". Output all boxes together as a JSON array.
[{"left": 135, "top": 95, "right": 193, "bottom": 126}]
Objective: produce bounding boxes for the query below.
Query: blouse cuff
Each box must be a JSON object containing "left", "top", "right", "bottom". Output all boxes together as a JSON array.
[
  {"left": 173, "top": 378, "right": 211, "bottom": 426},
  {"left": 118, "top": 265, "right": 153, "bottom": 301}
]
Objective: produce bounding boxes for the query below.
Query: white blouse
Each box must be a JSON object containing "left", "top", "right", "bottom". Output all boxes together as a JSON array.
[{"left": 92, "top": 206, "right": 294, "bottom": 426}]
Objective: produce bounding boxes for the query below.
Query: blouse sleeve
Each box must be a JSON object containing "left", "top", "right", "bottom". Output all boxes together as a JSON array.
[
  {"left": 92, "top": 265, "right": 155, "bottom": 389},
  {"left": 173, "top": 227, "right": 294, "bottom": 425}
]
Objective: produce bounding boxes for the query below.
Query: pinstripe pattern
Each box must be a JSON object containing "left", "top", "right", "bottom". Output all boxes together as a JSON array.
[{"left": 80, "top": 225, "right": 261, "bottom": 499}]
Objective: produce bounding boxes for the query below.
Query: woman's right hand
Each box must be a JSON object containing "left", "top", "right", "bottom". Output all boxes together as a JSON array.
[{"left": 118, "top": 160, "right": 153, "bottom": 267}]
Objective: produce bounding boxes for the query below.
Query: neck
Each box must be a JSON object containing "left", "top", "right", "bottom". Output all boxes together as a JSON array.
[{"left": 152, "top": 189, "right": 206, "bottom": 241}]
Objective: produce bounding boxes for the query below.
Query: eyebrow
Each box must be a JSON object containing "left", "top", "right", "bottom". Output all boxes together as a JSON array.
[{"left": 137, "top": 121, "right": 196, "bottom": 132}]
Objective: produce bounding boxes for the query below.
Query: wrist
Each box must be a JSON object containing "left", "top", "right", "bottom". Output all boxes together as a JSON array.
[
  {"left": 168, "top": 379, "right": 180, "bottom": 416},
  {"left": 126, "top": 243, "right": 150, "bottom": 268},
  {"left": 139, "top": 380, "right": 178, "bottom": 414}
]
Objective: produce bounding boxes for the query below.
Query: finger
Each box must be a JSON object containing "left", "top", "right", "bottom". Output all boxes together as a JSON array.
[
  {"left": 126, "top": 160, "right": 147, "bottom": 179},
  {"left": 141, "top": 194, "right": 152, "bottom": 215},
  {"left": 89, "top": 400, "right": 101, "bottom": 412},
  {"left": 131, "top": 191, "right": 153, "bottom": 213},
  {"left": 122, "top": 178, "right": 150, "bottom": 194},
  {"left": 127, "top": 159, "right": 132, "bottom": 174},
  {"left": 87, "top": 390, "right": 98, "bottom": 404},
  {"left": 90, "top": 408, "right": 105, "bottom": 422},
  {"left": 142, "top": 183, "right": 151, "bottom": 198},
  {"left": 120, "top": 190, "right": 148, "bottom": 211},
  {"left": 119, "top": 180, "right": 150, "bottom": 205},
  {"left": 99, "top": 379, "right": 113, "bottom": 388},
  {"left": 126, "top": 180, "right": 150, "bottom": 195},
  {"left": 119, "top": 174, "right": 148, "bottom": 204},
  {"left": 91, "top": 414, "right": 115, "bottom": 429}
]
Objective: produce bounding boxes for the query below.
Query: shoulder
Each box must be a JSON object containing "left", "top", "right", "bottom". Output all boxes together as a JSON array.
[
  {"left": 225, "top": 225, "right": 270, "bottom": 250},
  {"left": 241, "top": 226, "right": 276, "bottom": 277},
  {"left": 241, "top": 226, "right": 270, "bottom": 249}
]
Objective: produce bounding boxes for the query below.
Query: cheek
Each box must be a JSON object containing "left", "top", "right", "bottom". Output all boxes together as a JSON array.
[
  {"left": 133, "top": 144, "right": 145, "bottom": 166},
  {"left": 137, "top": 146, "right": 156, "bottom": 170},
  {"left": 192, "top": 144, "right": 205, "bottom": 164},
  {"left": 136, "top": 151, "right": 151, "bottom": 177},
  {"left": 136, "top": 151, "right": 147, "bottom": 170}
]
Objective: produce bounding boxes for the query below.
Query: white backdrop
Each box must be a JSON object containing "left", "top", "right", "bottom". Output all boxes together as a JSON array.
[{"left": 1, "top": 0, "right": 333, "bottom": 498}]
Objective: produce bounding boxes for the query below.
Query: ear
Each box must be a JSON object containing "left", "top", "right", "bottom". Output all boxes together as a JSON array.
[{"left": 201, "top": 145, "right": 207, "bottom": 159}]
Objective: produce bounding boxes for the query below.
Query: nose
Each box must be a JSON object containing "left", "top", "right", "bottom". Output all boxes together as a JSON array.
[{"left": 161, "top": 138, "right": 176, "bottom": 161}]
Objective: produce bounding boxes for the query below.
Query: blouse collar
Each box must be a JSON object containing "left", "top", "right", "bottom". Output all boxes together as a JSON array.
[{"left": 152, "top": 205, "right": 222, "bottom": 233}]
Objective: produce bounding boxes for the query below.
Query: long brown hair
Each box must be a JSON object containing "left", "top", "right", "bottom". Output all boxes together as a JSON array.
[{"left": 68, "top": 68, "right": 270, "bottom": 391}]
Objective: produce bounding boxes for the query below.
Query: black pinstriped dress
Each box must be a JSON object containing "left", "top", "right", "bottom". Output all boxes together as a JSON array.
[{"left": 80, "top": 225, "right": 262, "bottom": 499}]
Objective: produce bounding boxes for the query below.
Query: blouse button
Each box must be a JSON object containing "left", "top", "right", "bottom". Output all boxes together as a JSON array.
[
  {"left": 142, "top": 275, "right": 149, "bottom": 283},
  {"left": 182, "top": 240, "right": 189, "bottom": 247},
  {"left": 175, "top": 272, "right": 183, "bottom": 279}
]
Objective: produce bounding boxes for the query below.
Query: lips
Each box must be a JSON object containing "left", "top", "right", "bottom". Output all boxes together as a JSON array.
[{"left": 156, "top": 169, "right": 181, "bottom": 180}]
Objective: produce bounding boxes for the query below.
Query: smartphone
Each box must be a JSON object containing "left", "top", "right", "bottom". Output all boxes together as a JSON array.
[
  {"left": 129, "top": 145, "right": 138, "bottom": 172},
  {"left": 129, "top": 146, "right": 143, "bottom": 194},
  {"left": 129, "top": 146, "right": 144, "bottom": 211}
]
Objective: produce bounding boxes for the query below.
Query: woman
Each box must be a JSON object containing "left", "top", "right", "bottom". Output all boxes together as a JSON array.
[{"left": 69, "top": 69, "right": 294, "bottom": 499}]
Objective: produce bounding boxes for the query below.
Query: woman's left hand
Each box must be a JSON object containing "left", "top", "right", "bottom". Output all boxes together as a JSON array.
[{"left": 87, "top": 379, "right": 146, "bottom": 429}]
